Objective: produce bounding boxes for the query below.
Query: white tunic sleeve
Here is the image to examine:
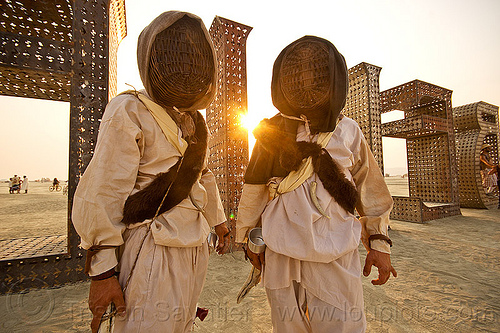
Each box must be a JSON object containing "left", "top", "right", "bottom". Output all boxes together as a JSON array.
[
  {"left": 235, "top": 184, "right": 269, "bottom": 243},
  {"left": 199, "top": 169, "right": 227, "bottom": 227},
  {"left": 350, "top": 133, "right": 393, "bottom": 254},
  {"left": 72, "top": 96, "right": 145, "bottom": 276}
]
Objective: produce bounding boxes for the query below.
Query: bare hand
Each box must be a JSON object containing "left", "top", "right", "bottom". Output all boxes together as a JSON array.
[
  {"left": 363, "top": 250, "right": 397, "bottom": 285},
  {"left": 246, "top": 247, "right": 265, "bottom": 271},
  {"left": 214, "top": 223, "right": 230, "bottom": 254},
  {"left": 89, "top": 276, "right": 126, "bottom": 333}
]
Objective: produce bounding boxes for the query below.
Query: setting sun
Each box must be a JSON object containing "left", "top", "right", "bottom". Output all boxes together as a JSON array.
[
  {"left": 237, "top": 111, "right": 267, "bottom": 154},
  {"left": 238, "top": 112, "right": 262, "bottom": 133}
]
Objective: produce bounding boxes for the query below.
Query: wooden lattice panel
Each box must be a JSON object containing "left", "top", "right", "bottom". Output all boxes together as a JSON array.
[
  {"left": 344, "top": 62, "right": 383, "bottom": 171},
  {"left": 453, "top": 101, "right": 499, "bottom": 208},
  {"left": 381, "top": 80, "right": 460, "bottom": 222},
  {"left": 0, "top": 0, "right": 126, "bottom": 294},
  {"left": 207, "top": 17, "right": 252, "bottom": 241}
]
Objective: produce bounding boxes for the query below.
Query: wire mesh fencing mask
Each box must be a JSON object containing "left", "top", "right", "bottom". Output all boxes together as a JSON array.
[
  {"left": 148, "top": 16, "right": 215, "bottom": 109},
  {"left": 279, "top": 40, "right": 331, "bottom": 113}
]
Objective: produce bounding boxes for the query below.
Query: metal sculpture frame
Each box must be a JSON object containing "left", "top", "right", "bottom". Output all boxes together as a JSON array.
[
  {"left": 453, "top": 101, "right": 499, "bottom": 208},
  {"left": 206, "top": 17, "right": 252, "bottom": 246},
  {"left": 344, "top": 62, "right": 384, "bottom": 171},
  {"left": 380, "top": 80, "right": 461, "bottom": 222},
  {"left": 0, "top": 0, "right": 126, "bottom": 294}
]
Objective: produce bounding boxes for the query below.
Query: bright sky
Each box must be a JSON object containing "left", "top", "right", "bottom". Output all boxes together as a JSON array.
[
  {"left": 1, "top": 0, "right": 499, "bottom": 179},
  {"left": 116, "top": 0, "right": 500, "bottom": 175}
]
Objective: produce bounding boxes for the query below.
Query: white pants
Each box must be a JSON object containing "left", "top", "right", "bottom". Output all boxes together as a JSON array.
[
  {"left": 266, "top": 281, "right": 366, "bottom": 333},
  {"left": 113, "top": 225, "right": 209, "bottom": 332}
]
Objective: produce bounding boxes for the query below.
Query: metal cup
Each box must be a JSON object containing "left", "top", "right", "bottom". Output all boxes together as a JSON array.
[
  {"left": 248, "top": 227, "right": 265, "bottom": 254},
  {"left": 207, "top": 231, "right": 218, "bottom": 249}
]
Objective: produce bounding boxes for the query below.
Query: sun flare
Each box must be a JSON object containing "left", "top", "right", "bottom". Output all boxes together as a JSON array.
[{"left": 238, "top": 112, "right": 261, "bottom": 133}]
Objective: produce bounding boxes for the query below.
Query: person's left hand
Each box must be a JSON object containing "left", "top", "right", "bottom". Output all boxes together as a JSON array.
[
  {"left": 214, "top": 223, "right": 230, "bottom": 254},
  {"left": 363, "top": 249, "right": 397, "bottom": 285}
]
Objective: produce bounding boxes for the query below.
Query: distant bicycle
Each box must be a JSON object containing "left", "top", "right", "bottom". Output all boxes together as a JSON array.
[{"left": 49, "top": 184, "right": 62, "bottom": 192}]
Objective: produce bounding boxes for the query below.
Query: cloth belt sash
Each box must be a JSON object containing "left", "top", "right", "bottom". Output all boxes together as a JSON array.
[
  {"left": 123, "top": 90, "right": 188, "bottom": 155},
  {"left": 276, "top": 131, "right": 334, "bottom": 195}
]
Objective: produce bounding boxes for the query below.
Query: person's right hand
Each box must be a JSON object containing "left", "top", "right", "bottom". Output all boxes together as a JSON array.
[
  {"left": 89, "top": 276, "right": 126, "bottom": 333},
  {"left": 245, "top": 247, "right": 265, "bottom": 271}
]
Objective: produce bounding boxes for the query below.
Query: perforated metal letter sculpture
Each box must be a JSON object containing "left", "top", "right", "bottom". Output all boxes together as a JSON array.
[{"left": 453, "top": 101, "right": 499, "bottom": 209}]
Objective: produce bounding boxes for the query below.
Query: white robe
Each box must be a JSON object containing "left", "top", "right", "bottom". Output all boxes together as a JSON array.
[
  {"left": 236, "top": 116, "right": 393, "bottom": 320},
  {"left": 20, "top": 178, "right": 28, "bottom": 191},
  {"left": 72, "top": 93, "right": 226, "bottom": 331}
]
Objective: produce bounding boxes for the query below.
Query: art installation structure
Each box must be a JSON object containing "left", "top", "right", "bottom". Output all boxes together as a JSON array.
[
  {"left": 336, "top": 64, "right": 465, "bottom": 223},
  {"left": 344, "top": 62, "right": 384, "bottom": 171},
  {"left": 380, "top": 80, "right": 461, "bottom": 222},
  {"left": 206, "top": 17, "right": 252, "bottom": 245},
  {"left": 0, "top": 0, "right": 126, "bottom": 293},
  {"left": 453, "top": 102, "right": 499, "bottom": 208}
]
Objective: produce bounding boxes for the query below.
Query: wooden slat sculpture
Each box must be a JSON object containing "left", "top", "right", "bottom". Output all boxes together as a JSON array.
[{"left": 453, "top": 101, "right": 499, "bottom": 208}]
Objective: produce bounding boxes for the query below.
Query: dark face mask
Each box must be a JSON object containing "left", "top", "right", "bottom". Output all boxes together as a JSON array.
[
  {"left": 279, "top": 40, "right": 331, "bottom": 126},
  {"left": 271, "top": 36, "right": 348, "bottom": 134},
  {"left": 148, "top": 16, "right": 214, "bottom": 109},
  {"left": 279, "top": 41, "right": 330, "bottom": 113}
]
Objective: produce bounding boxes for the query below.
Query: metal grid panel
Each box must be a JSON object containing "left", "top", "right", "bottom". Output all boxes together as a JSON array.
[
  {"left": 108, "top": 0, "right": 126, "bottom": 99},
  {"left": 390, "top": 197, "right": 422, "bottom": 223},
  {"left": 407, "top": 134, "right": 452, "bottom": 202},
  {"left": 453, "top": 101, "right": 499, "bottom": 208},
  {"left": 0, "top": 65, "right": 71, "bottom": 100},
  {"left": 0, "top": 236, "right": 66, "bottom": 260},
  {"left": 382, "top": 114, "right": 449, "bottom": 139},
  {"left": 0, "top": 0, "right": 73, "bottom": 43},
  {"left": 0, "top": 0, "right": 73, "bottom": 100},
  {"left": 0, "top": 0, "right": 126, "bottom": 294},
  {"left": 344, "top": 62, "right": 384, "bottom": 172},
  {"left": 207, "top": 17, "right": 252, "bottom": 242},
  {"left": 381, "top": 80, "right": 460, "bottom": 222}
]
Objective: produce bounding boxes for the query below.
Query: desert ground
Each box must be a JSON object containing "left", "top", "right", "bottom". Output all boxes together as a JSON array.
[
  {"left": 0, "top": 181, "right": 67, "bottom": 240},
  {"left": 0, "top": 178, "right": 498, "bottom": 332}
]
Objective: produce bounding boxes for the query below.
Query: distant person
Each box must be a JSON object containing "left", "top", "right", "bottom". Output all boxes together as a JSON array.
[
  {"left": 11, "top": 175, "right": 21, "bottom": 194},
  {"left": 480, "top": 143, "right": 498, "bottom": 195},
  {"left": 21, "top": 175, "right": 29, "bottom": 194},
  {"left": 8, "top": 178, "right": 13, "bottom": 194},
  {"left": 53, "top": 178, "right": 60, "bottom": 188},
  {"left": 487, "top": 164, "right": 500, "bottom": 208}
]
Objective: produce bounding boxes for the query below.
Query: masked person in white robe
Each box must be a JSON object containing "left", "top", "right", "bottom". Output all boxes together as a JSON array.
[
  {"left": 72, "top": 11, "right": 229, "bottom": 333},
  {"left": 236, "top": 36, "right": 397, "bottom": 332}
]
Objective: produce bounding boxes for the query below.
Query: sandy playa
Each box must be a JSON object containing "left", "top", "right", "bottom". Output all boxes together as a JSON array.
[
  {"left": 0, "top": 182, "right": 67, "bottom": 240},
  {"left": 0, "top": 178, "right": 498, "bottom": 332}
]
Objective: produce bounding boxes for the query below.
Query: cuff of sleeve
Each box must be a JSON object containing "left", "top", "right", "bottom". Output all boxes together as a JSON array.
[
  {"left": 235, "top": 227, "right": 249, "bottom": 244},
  {"left": 88, "top": 248, "right": 118, "bottom": 277},
  {"left": 91, "top": 268, "right": 118, "bottom": 281},
  {"left": 370, "top": 239, "right": 391, "bottom": 254}
]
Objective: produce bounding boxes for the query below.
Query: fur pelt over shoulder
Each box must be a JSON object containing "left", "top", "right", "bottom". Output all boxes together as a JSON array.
[
  {"left": 253, "top": 119, "right": 359, "bottom": 214},
  {"left": 121, "top": 111, "right": 208, "bottom": 225}
]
